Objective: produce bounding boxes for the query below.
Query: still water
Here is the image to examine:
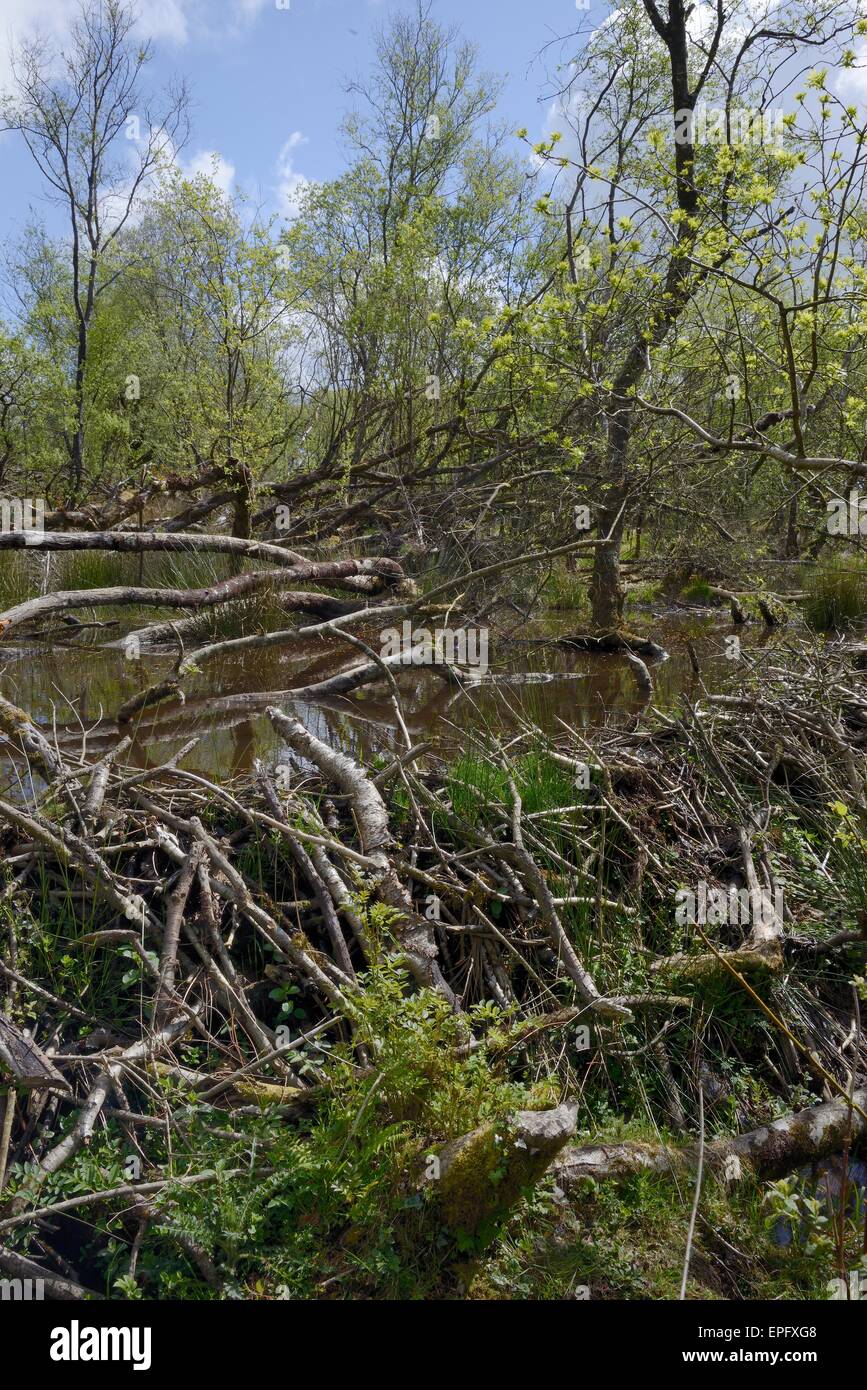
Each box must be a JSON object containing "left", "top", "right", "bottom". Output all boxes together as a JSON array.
[{"left": 0, "top": 605, "right": 789, "bottom": 786}]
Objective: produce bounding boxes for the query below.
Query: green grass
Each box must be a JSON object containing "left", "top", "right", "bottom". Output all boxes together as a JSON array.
[
  {"left": 679, "top": 576, "right": 716, "bottom": 604},
  {"left": 144, "top": 551, "right": 234, "bottom": 591},
  {"left": 624, "top": 579, "right": 663, "bottom": 609},
  {"left": 0, "top": 551, "right": 38, "bottom": 608},
  {"left": 446, "top": 750, "right": 578, "bottom": 822},
  {"left": 57, "top": 549, "right": 137, "bottom": 590},
  {"left": 0, "top": 963, "right": 536, "bottom": 1299},
  {"left": 0, "top": 547, "right": 242, "bottom": 611},
  {"left": 544, "top": 563, "right": 590, "bottom": 612},
  {"left": 801, "top": 558, "right": 867, "bottom": 630},
  {"left": 447, "top": 755, "right": 508, "bottom": 820},
  {"left": 479, "top": 1157, "right": 856, "bottom": 1300}
]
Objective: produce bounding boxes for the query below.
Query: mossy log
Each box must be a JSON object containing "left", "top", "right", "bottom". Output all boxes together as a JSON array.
[
  {"left": 558, "top": 631, "right": 668, "bottom": 660},
  {"left": 233, "top": 1080, "right": 306, "bottom": 1107},
  {"left": 554, "top": 1087, "right": 867, "bottom": 1190},
  {"left": 651, "top": 942, "right": 784, "bottom": 987},
  {"left": 433, "top": 1100, "right": 578, "bottom": 1238},
  {"left": 0, "top": 694, "right": 64, "bottom": 782}
]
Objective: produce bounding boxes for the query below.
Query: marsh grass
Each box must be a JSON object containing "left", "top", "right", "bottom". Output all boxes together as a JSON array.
[
  {"left": 57, "top": 549, "right": 137, "bottom": 591},
  {"left": 447, "top": 749, "right": 578, "bottom": 821},
  {"left": 801, "top": 558, "right": 867, "bottom": 630},
  {"left": 0, "top": 548, "right": 243, "bottom": 613},
  {"left": 679, "top": 576, "right": 716, "bottom": 604},
  {"left": 0, "top": 551, "right": 38, "bottom": 608},
  {"left": 544, "top": 563, "right": 591, "bottom": 612},
  {"left": 624, "top": 579, "right": 663, "bottom": 608}
]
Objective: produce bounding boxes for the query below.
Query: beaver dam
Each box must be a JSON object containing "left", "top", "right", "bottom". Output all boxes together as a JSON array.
[
  {"left": 1, "top": 0, "right": 867, "bottom": 1315},
  {"left": 0, "top": 529, "right": 864, "bottom": 1304}
]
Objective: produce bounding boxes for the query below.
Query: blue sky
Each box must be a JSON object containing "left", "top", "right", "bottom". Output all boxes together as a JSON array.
[
  {"left": 0, "top": 0, "right": 588, "bottom": 245},
  {"left": 4, "top": 0, "right": 865, "bottom": 262}
]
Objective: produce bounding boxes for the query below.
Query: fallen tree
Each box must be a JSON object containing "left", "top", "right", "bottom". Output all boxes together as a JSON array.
[
  {"left": 554, "top": 1087, "right": 867, "bottom": 1188},
  {"left": 0, "top": 558, "right": 405, "bottom": 637}
]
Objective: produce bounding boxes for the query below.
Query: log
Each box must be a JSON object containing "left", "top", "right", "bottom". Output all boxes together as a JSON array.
[
  {"left": 433, "top": 1101, "right": 578, "bottom": 1237},
  {"left": 757, "top": 596, "right": 786, "bottom": 627},
  {"left": 625, "top": 651, "right": 654, "bottom": 697},
  {"left": 0, "top": 559, "right": 404, "bottom": 637},
  {"left": 0, "top": 1013, "right": 69, "bottom": 1091},
  {"left": 0, "top": 528, "right": 404, "bottom": 587},
  {"left": 0, "top": 1245, "right": 104, "bottom": 1301},
  {"left": 0, "top": 695, "right": 64, "bottom": 782},
  {"left": 104, "top": 591, "right": 365, "bottom": 652},
  {"left": 554, "top": 1086, "right": 867, "bottom": 1189},
  {"left": 560, "top": 631, "right": 669, "bottom": 660},
  {"left": 266, "top": 708, "right": 458, "bottom": 1006},
  {"left": 116, "top": 679, "right": 182, "bottom": 726},
  {"left": 708, "top": 587, "right": 748, "bottom": 623}
]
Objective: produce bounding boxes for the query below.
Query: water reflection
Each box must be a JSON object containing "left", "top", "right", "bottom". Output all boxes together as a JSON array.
[{"left": 0, "top": 609, "right": 789, "bottom": 783}]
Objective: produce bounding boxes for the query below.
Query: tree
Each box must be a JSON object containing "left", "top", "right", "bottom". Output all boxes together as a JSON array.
[
  {"left": 123, "top": 170, "right": 297, "bottom": 539},
  {"left": 276, "top": 1, "right": 533, "bottom": 553},
  {"left": 1, "top": 0, "right": 188, "bottom": 498},
  {"left": 537, "top": 0, "right": 865, "bottom": 628}
]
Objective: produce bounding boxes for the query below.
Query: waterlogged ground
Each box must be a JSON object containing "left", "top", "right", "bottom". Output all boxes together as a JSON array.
[{"left": 0, "top": 601, "right": 793, "bottom": 791}]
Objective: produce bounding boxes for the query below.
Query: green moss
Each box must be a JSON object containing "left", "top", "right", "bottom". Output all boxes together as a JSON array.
[{"left": 438, "top": 1124, "right": 507, "bottom": 1239}]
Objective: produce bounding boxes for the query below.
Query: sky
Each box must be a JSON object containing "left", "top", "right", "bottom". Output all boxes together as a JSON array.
[
  {"left": 1, "top": 0, "right": 865, "bottom": 268},
  {"left": 0, "top": 0, "right": 590, "bottom": 246}
]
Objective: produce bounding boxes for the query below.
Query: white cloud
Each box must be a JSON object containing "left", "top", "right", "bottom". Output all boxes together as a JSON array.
[
  {"left": 836, "top": 44, "right": 867, "bottom": 103},
  {"left": 275, "top": 131, "right": 312, "bottom": 219},
  {"left": 135, "top": 0, "right": 196, "bottom": 46},
  {"left": 0, "top": 0, "right": 195, "bottom": 99},
  {"left": 233, "top": 0, "right": 271, "bottom": 19},
  {"left": 181, "top": 148, "right": 236, "bottom": 197},
  {"left": 0, "top": 0, "right": 70, "bottom": 94},
  {"left": 95, "top": 139, "right": 236, "bottom": 233}
]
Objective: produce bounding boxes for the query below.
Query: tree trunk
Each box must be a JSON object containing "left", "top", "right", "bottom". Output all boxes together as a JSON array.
[
  {"left": 590, "top": 497, "right": 628, "bottom": 629},
  {"left": 587, "top": 0, "right": 700, "bottom": 632},
  {"left": 784, "top": 493, "right": 800, "bottom": 559},
  {"left": 554, "top": 1087, "right": 867, "bottom": 1189},
  {"left": 230, "top": 460, "right": 253, "bottom": 542}
]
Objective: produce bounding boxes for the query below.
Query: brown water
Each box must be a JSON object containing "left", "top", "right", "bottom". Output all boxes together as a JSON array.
[{"left": 0, "top": 604, "right": 790, "bottom": 788}]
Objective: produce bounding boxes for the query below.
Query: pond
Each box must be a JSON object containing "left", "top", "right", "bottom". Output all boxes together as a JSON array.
[{"left": 0, "top": 603, "right": 791, "bottom": 788}]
